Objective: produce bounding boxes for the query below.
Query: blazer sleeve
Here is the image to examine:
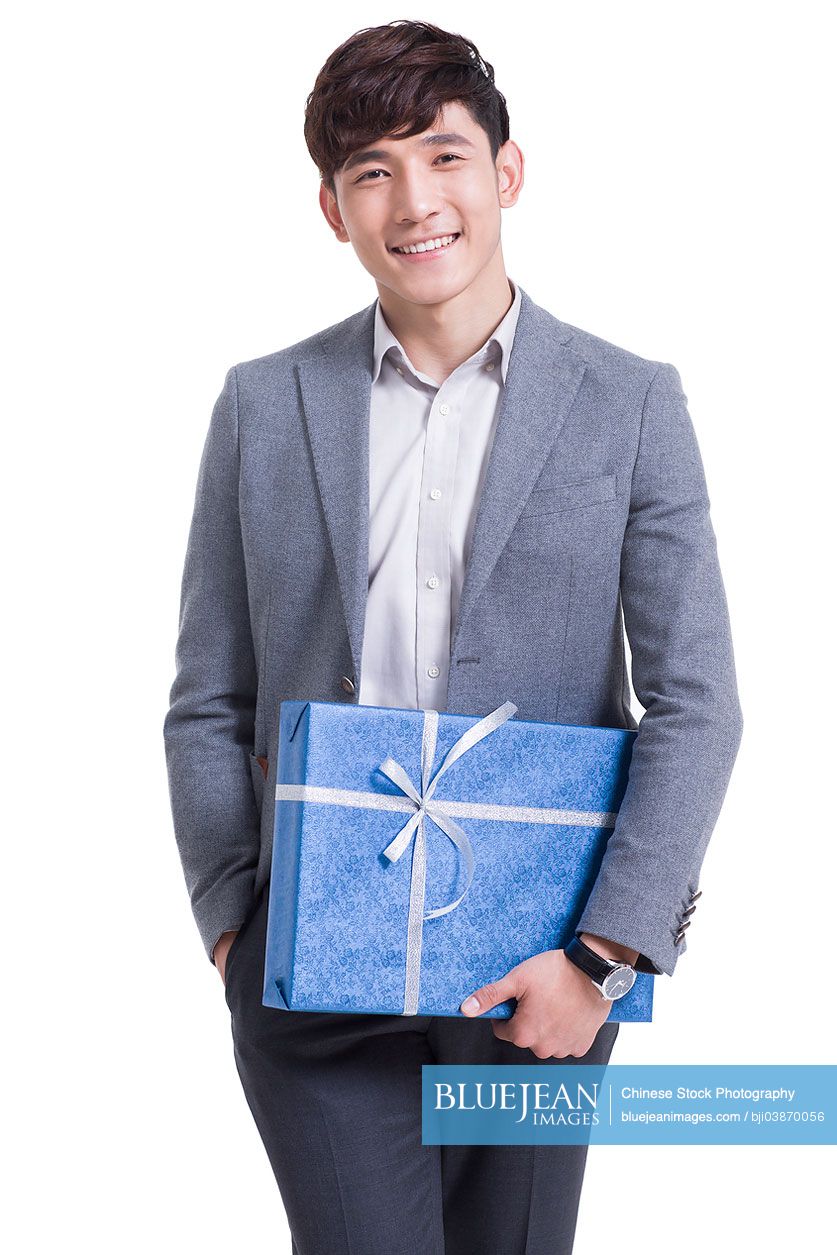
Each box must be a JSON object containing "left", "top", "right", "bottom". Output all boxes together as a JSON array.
[
  {"left": 575, "top": 362, "right": 744, "bottom": 977},
  {"left": 162, "top": 365, "right": 261, "bottom": 964}
]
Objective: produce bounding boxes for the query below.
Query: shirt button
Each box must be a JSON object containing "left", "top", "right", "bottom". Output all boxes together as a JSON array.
[
  {"left": 426, "top": 575, "right": 439, "bottom": 589},
  {"left": 430, "top": 488, "right": 442, "bottom": 500},
  {"left": 396, "top": 366, "right": 404, "bottom": 375},
  {"left": 427, "top": 665, "right": 440, "bottom": 678},
  {"left": 485, "top": 362, "right": 495, "bottom": 371},
  {"left": 438, "top": 403, "right": 450, "bottom": 415}
]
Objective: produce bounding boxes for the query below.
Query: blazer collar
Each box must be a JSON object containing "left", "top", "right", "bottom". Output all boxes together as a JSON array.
[{"left": 296, "top": 283, "right": 587, "bottom": 696}]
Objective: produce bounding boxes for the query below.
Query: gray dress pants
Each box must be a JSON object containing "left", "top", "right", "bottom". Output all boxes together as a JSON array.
[{"left": 224, "top": 884, "right": 620, "bottom": 1255}]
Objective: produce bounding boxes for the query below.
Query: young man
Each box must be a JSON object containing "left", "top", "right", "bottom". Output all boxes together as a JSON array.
[{"left": 163, "top": 19, "right": 743, "bottom": 1255}]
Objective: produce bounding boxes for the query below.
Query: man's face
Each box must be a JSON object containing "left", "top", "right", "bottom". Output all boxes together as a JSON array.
[{"left": 324, "top": 100, "right": 521, "bottom": 306}]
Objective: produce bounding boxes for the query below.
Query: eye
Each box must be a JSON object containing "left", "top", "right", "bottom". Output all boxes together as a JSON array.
[{"left": 355, "top": 154, "right": 464, "bottom": 184}]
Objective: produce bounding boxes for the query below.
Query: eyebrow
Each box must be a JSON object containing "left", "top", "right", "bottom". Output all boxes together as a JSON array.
[{"left": 342, "top": 132, "right": 476, "bottom": 174}]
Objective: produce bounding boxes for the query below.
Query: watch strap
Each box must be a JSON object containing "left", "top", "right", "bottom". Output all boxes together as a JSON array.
[{"left": 565, "top": 934, "right": 622, "bottom": 984}]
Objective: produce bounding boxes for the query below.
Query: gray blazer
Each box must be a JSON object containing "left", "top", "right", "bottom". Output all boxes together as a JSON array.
[{"left": 162, "top": 284, "right": 743, "bottom": 978}]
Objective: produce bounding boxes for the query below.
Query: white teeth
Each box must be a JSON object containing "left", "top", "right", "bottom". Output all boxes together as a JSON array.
[{"left": 393, "top": 233, "right": 458, "bottom": 254}]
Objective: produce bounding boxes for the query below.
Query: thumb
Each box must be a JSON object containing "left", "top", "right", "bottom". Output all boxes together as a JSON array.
[{"left": 460, "top": 971, "right": 522, "bottom": 1017}]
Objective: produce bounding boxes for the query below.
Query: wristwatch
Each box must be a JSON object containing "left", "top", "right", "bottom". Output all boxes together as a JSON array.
[{"left": 564, "top": 935, "right": 637, "bottom": 1001}]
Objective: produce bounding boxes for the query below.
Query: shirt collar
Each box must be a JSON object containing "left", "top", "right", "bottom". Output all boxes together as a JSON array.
[{"left": 372, "top": 277, "right": 522, "bottom": 386}]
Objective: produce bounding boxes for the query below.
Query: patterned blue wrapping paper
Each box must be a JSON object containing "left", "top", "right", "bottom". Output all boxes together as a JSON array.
[{"left": 262, "top": 699, "right": 654, "bottom": 1022}]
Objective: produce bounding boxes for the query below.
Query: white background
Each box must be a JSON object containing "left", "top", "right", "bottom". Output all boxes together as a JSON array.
[{"left": 4, "top": 2, "right": 835, "bottom": 1251}]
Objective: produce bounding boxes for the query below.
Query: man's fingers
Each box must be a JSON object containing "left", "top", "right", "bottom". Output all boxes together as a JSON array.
[{"left": 460, "top": 973, "right": 520, "bottom": 1016}]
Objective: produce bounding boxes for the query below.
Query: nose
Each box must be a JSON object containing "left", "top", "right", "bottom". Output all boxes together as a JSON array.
[{"left": 393, "top": 166, "right": 446, "bottom": 228}]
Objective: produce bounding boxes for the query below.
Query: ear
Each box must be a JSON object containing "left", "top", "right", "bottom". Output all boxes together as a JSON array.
[
  {"left": 319, "top": 180, "right": 350, "bottom": 243},
  {"left": 496, "top": 138, "right": 524, "bottom": 209}
]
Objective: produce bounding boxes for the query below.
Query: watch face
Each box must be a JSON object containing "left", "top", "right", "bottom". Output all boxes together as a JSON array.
[{"left": 601, "top": 966, "right": 637, "bottom": 1000}]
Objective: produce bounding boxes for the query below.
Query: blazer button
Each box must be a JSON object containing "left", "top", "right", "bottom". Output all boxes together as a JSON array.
[
  {"left": 683, "top": 904, "right": 697, "bottom": 918},
  {"left": 689, "top": 889, "right": 703, "bottom": 902},
  {"left": 340, "top": 675, "right": 356, "bottom": 695},
  {"left": 675, "top": 921, "right": 692, "bottom": 944}
]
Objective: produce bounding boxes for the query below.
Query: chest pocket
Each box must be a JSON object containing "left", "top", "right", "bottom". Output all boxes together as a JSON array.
[
  {"left": 506, "top": 472, "right": 620, "bottom": 557},
  {"left": 517, "top": 471, "right": 617, "bottom": 518}
]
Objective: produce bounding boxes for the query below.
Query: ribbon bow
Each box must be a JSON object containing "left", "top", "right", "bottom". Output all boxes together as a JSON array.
[{"left": 376, "top": 701, "right": 517, "bottom": 1014}]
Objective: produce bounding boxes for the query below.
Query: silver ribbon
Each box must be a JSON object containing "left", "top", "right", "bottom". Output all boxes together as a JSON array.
[{"left": 275, "top": 700, "right": 619, "bottom": 1016}]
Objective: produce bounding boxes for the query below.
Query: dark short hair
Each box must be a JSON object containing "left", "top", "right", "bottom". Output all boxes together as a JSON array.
[{"left": 304, "top": 20, "right": 510, "bottom": 197}]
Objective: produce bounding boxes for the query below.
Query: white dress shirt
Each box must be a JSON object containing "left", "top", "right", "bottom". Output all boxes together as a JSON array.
[{"left": 358, "top": 278, "right": 523, "bottom": 711}]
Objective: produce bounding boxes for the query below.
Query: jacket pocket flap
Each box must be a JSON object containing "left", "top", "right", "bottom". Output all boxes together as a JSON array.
[{"left": 518, "top": 472, "right": 617, "bottom": 518}]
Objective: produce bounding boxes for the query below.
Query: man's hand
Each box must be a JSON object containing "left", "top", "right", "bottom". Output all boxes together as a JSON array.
[
  {"left": 213, "top": 930, "right": 239, "bottom": 986},
  {"left": 459, "top": 948, "right": 615, "bottom": 1058}
]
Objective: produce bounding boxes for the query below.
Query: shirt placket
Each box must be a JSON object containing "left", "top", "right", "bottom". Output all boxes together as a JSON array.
[{"left": 414, "top": 369, "right": 466, "bottom": 709}]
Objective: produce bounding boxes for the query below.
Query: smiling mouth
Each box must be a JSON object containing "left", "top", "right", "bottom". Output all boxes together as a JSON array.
[{"left": 390, "top": 232, "right": 461, "bottom": 257}]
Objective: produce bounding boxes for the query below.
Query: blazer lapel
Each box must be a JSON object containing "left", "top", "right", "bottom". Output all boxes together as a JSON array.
[
  {"left": 450, "top": 290, "right": 587, "bottom": 658},
  {"left": 297, "top": 303, "right": 376, "bottom": 685},
  {"left": 297, "top": 286, "right": 588, "bottom": 689}
]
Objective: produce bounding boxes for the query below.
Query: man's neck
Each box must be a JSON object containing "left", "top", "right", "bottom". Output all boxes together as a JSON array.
[{"left": 375, "top": 261, "right": 514, "bottom": 386}]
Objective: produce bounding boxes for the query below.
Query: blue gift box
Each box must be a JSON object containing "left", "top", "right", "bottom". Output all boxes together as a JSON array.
[{"left": 262, "top": 699, "right": 653, "bottom": 1022}]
